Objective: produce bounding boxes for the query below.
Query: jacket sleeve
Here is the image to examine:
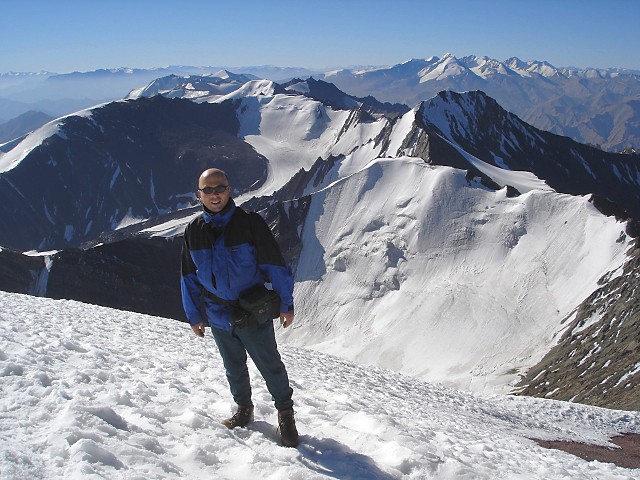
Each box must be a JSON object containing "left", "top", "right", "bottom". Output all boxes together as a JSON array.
[
  {"left": 249, "top": 212, "right": 295, "bottom": 313},
  {"left": 180, "top": 227, "right": 204, "bottom": 325}
]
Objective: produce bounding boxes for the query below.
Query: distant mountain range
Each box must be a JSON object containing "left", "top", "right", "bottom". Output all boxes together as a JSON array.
[
  {"left": 0, "top": 66, "right": 322, "bottom": 122},
  {"left": 2, "top": 54, "right": 639, "bottom": 151},
  {"left": 0, "top": 110, "right": 54, "bottom": 143},
  {"left": 0, "top": 74, "right": 638, "bottom": 409},
  {"left": 319, "top": 54, "right": 640, "bottom": 152},
  {"left": 128, "top": 73, "right": 410, "bottom": 118}
]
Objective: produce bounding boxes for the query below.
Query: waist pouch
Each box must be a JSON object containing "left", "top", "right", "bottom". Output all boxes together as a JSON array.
[{"left": 204, "top": 284, "right": 280, "bottom": 329}]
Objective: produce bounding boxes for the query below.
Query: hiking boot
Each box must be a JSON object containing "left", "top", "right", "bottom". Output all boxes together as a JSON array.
[
  {"left": 222, "top": 405, "right": 254, "bottom": 429},
  {"left": 277, "top": 409, "right": 299, "bottom": 447}
]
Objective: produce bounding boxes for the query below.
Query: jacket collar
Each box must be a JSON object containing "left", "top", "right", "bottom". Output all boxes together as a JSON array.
[{"left": 202, "top": 199, "right": 236, "bottom": 228}]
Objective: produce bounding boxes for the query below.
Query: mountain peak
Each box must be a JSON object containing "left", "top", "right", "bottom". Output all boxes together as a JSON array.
[
  {"left": 504, "top": 56, "right": 527, "bottom": 69},
  {"left": 212, "top": 69, "right": 240, "bottom": 79},
  {"left": 416, "top": 54, "right": 469, "bottom": 81}
]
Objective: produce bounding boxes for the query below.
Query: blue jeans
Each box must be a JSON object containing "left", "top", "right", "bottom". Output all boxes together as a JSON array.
[{"left": 210, "top": 321, "right": 294, "bottom": 411}]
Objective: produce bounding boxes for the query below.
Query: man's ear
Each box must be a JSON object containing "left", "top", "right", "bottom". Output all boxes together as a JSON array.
[{"left": 196, "top": 190, "right": 202, "bottom": 201}]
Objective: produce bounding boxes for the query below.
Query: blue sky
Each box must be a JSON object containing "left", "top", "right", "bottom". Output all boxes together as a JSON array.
[{"left": 1, "top": 0, "right": 638, "bottom": 73}]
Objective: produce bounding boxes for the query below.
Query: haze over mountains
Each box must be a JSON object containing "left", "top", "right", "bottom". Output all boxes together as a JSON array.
[
  {"left": 0, "top": 66, "right": 320, "bottom": 123},
  {"left": 0, "top": 63, "right": 638, "bottom": 411},
  {"left": 0, "top": 110, "right": 54, "bottom": 143},
  {"left": 2, "top": 53, "right": 640, "bottom": 151}
]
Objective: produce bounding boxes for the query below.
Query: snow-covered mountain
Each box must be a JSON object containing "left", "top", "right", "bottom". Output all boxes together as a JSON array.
[
  {"left": 417, "top": 90, "right": 640, "bottom": 214},
  {"left": 126, "top": 71, "right": 261, "bottom": 101},
  {"left": 0, "top": 66, "right": 323, "bottom": 123},
  {"left": 4, "top": 76, "right": 636, "bottom": 252},
  {"left": 0, "top": 76, "right": 638, "bottom": 408},
  {"left": 130, "top": 73, "right": 410, "bottom": 119},
  {"left": 0, "top": 77, "right": 412, "bottom": 250},
  {"left": 1, "top": 291, "right": 639, "bottom": 479},
  {"left": 255, "top": 157, "right": 632, "bottom": 393},
  {"left": 4, "top": 53, "right": 640, "bottom": 151},
  {"left": 321, "top": 54, "right": 640, "bottom": 152},
  {"left": 0, "top": 95, "right": 272, "bottom": 250}
]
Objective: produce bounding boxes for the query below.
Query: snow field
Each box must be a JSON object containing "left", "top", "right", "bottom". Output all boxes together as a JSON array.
[
  {"left": 2, "top": 292, "right": 640, "bottom": 479},
  {"left": 232, "top": 88, "right": 387, "bottom": 201}
]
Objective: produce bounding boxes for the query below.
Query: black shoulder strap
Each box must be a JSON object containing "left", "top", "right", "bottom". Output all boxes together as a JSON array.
[{"left": 247, "top": 211, "right": 261, "bottom": 245}]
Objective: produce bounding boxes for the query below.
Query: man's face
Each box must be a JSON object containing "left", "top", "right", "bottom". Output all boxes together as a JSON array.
[{"left": 197, "top": 175, "right": 231, "bottom": 213}]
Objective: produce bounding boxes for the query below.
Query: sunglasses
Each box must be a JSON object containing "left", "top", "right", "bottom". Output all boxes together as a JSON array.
[{"left": 198, "top": 185, "right": 229, "bottom": 195}]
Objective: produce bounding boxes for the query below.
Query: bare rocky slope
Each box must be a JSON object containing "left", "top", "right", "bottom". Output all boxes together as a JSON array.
[{"left": 515, "top": 238, "right": 640, "bottom": 410}]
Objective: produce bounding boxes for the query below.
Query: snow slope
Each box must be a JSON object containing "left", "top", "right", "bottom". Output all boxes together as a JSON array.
[
  {"left": 142, "top": 154, "right": 630, "bottom": 396},
  {"left": 1, "top": 291, "right": 639, "bottom": 479},
  {"left": 0, "top": 119, "right": 66, "bottom": 173},
  {"left": 285, "top": 157, "right": 631, "bottom": 393},
  {"left": 214, "top": 81, "right": 388, "bottom": 200},
  {"left": 0, "top": 104, "right": 105, "bottom": 174}
]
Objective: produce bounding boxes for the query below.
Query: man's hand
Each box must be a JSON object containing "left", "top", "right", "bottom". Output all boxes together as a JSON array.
[
  {"left": 280, "top": 312, "right": 294, "bottom": 328},
  {"left": 192, "top": 322, "right": 207, "bottom": 337}
]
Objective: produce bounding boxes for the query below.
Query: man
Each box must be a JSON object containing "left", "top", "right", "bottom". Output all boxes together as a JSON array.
[{"left": 180, "top": 168, "right": 299, "bottom": 447}]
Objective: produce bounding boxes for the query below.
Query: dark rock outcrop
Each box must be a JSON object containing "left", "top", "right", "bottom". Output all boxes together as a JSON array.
[
  {"left": 0, "top": 247, "right": 44, "bottom": 294},
  {"left": 0, "top": 95, "right": 269, "bottom": 251},
  {"left": 45, "top": 236, "right": 184, "bottom": 320}
]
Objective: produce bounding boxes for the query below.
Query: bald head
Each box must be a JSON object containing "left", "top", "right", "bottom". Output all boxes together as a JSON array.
[
  {"left": 199, "top": 168, "right": 229, "bottom": 185},
  {"left": 197, "top": 168, "right": 232, "bottom": 213}
]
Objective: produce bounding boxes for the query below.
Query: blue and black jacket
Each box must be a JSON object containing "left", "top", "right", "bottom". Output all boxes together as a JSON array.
[{"left": 181, "top": 199, "right": 294, "bottom": 331}]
